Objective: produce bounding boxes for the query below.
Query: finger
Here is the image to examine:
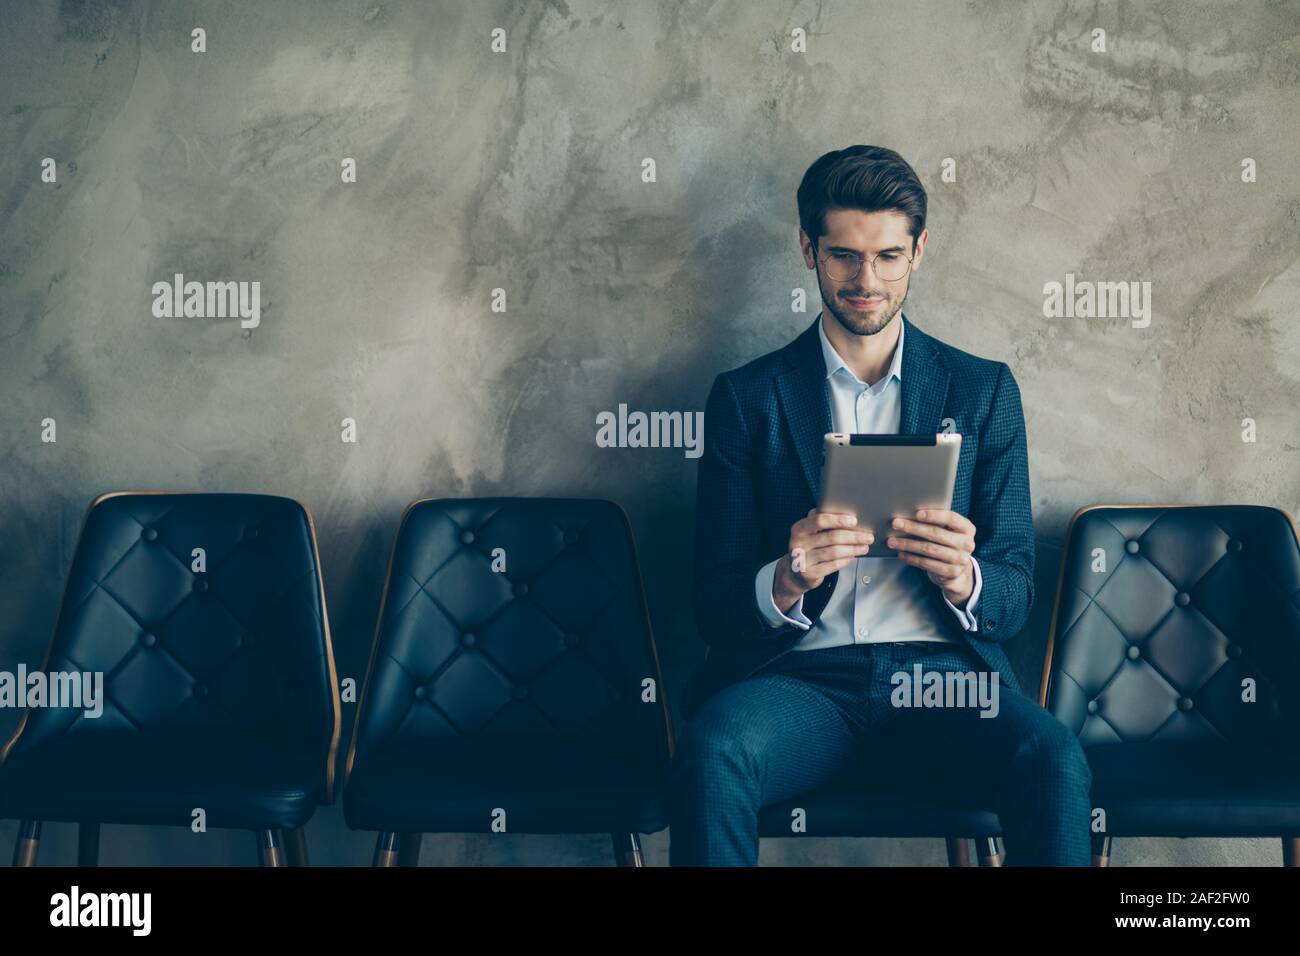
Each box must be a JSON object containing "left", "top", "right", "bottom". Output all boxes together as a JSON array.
[
  {"left": 807, "top": 543, "right": 871, "bottom": 564},
  {"left": 897, "top": 551, "right": 966, "bottom": 579},
  {"left": 812, "top": 511, "right": 859, "bottom": 531},
  {"left": 889, "top": 517, "right": 972, "bottom": 552},
  {"left": 801, "top": 554, "right": 857, "bottom": 579},
  {"left": 803, "top": 529, "right": 874, "bottom": 548},
  {"left": 888, "top": 535, "right": 968, "bottom": 565},
  {"left": 915, "top": 508, "right": 976, "bottom": 535}
]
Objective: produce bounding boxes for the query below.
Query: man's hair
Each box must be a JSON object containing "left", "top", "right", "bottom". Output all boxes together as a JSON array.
[{"left": 796, "top": 145, "right": 928, "bottom": 253}]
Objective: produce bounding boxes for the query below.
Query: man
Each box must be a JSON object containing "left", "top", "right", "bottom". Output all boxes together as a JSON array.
[{"left": 668, "top": 145, "right": 1092, "bottom": 866}]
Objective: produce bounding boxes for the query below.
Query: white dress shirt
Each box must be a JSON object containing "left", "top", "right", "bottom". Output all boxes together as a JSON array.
[{"left": 753, "top": 313, "right": 983, "bottom": 649}]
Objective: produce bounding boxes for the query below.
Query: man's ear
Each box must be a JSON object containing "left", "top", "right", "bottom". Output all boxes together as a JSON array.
[
  {"left": 911, "top": 228, "right": 929, "bottom": 271},
  {"left": 799, "top": 228, "right": 816, "bottom": 269}
]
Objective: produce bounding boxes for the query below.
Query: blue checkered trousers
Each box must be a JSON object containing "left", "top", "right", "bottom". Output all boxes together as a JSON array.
[{"left": 669, "top": 314, "right": 1093, "bottom": 865}]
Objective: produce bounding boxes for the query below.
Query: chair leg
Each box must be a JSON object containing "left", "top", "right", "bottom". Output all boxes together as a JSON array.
[
  {"left": 256, "top": 829, "right": 285, "bottom": 867},
  {"left": 283, "top": 826, "right": 309, "bottom": 867},
  {"left": 78, "top": 823, "right": 100, "bottom": 867},
  {"left": 976, "top": 836, "right": 1003, "bottom": 867},
  {"left": 611, "top": 831, "right": 644, "bottom": 867},
  {"left": 1092, "top": 834, "right": 1112, "bottom": 867},
  {"left": 396, "top": 832, "right": 422, "bottom": 867},
  {"left": 373, "top": 832, "right": 400, "bottom": 867},
  {"left": 945, "top": 837, "right": 973, "bottom": 866},
  {"left": 12, "top": 820, "right": 41, "bottom": 867},
  {"left": 1282, "top": 836, "right": 1300, "bottom": 867}
]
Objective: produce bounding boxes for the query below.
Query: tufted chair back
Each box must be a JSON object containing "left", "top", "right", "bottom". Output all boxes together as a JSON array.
[
  {"left": 1042, "top": 505, "right": 1300, "bottom": 747},
  {"left": 3, "top": 492, "right": 340, "bottom": 794},
  {"left": 346, "top": 498, "right": 673, "bottom": 782}
]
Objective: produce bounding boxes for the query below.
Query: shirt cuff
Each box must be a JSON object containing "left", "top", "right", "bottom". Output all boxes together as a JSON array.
[
  {"left": 941, "top": 555, "right": 983, "bottom": 631},
  {"left": 755, "top": 557, "right": 813, "bottom": 630}
]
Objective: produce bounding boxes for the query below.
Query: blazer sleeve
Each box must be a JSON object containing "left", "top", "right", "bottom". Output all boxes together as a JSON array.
[
  {"left": 961, "top": 362, "right": 1035, "bottom": 642},
  {"left": 693, "top": 372, "right": 802, "bottom": 649}
]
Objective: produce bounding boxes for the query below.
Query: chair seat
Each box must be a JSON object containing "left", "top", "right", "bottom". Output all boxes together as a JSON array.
[
  {"left": 343, "top": 737, "right": 667, "bottom": 835},
  {"left": 758, "top": 777, "right": 1002, "bottom": 838},
  {"left": 0, "top": 729, "right": 326, "bottom": 831},
  {"left": 1087, "top": 741, "right": 1300, "bottom": 836}
]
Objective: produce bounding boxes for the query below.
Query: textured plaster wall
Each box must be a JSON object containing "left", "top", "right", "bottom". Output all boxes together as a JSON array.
[{"left": 1, "top": 0, "right": 1297, "bottom": 865}]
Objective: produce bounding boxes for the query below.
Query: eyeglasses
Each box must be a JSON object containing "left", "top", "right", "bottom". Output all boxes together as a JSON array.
[{"left": 817, "top": 247, "right": 914, "bottom": 283}]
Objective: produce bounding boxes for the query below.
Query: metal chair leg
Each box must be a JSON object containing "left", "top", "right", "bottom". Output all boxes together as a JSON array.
[
  {"left": 283, "top": 826, "right": 309, "bottom": 867},
  {"left": 373, "top": 831, "right": 399, "bottom": 867},
  {"left": 976, "top": 836, "right": 1003, "bottom": 866},
  {"left": 396, "top": 832, "right": 422, "bottom": 867},
  {"left": 12, "top": 820, "right": 41, "bottom": 867},
  {"left": 1092, "top": 834, "right": 1112, "bottom": 867},
  {"left": 256, "top": 828, "right": 285, "bottom": 867},
  {"left": 611, "top": 831, "right": 643, "bottom": 867},
  {"left": 945, "top": 837, "right": 973, "bottom": 866},
  {"left": 78, "top": 822, "right": 100, "bottom": 867}
]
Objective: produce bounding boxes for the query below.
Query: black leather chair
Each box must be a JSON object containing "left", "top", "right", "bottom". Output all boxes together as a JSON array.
[
  {"left": 1, "top": 492, "right": 341, "bottom": 866},
  {"left": 1040, "top": 504, "right": 1300, "bottom": 866},
  {"left": 342, "top": 497, "right": 674, "bottom": 866}
]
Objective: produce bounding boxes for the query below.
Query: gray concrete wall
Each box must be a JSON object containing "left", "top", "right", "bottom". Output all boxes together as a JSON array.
[{"left": 1, "top": 0, "right": 1297, "bottom": 865}]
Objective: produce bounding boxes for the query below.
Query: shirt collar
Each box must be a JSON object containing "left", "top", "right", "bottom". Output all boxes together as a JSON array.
[{"left": 817, "top": 312, "right": 905, "bottom": 389}]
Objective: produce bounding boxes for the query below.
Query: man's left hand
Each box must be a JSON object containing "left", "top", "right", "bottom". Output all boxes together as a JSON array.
[{"left": 887, "top": 509, "right": 977, "bottom": 607}]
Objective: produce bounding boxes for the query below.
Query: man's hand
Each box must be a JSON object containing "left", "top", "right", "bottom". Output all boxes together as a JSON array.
[
  {"left": 887, "top": 509, "right": 977, "bottom": 607},
  {"left": 771, "top": 508, "right": 874, "bottom": 614}
]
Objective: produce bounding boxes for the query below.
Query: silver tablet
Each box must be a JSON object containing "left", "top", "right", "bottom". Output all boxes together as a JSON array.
[{"left": 817, "top": 432, "right": 962, "bottom": 558}]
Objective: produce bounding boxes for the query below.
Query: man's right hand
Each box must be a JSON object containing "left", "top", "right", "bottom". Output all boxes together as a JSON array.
[{"left": 771, "top": 508, "right": 874, "bottom": 614}]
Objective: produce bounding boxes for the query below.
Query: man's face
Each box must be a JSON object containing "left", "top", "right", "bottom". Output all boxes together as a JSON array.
[{"left": 800, "top": 208, "right": 927, "bottom": 337}]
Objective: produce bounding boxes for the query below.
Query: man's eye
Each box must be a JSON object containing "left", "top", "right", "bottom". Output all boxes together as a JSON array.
[
  {"left": 878, "top": 254, "right": 899, "bottom": 262},
  {"left": 833, "top": 253, "right": 858, "bottom": 261}
]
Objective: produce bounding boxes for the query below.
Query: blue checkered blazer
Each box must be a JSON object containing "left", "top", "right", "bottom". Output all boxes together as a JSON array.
[{"left": 684, "top": 313, "right": 1034, "bottom": 717}]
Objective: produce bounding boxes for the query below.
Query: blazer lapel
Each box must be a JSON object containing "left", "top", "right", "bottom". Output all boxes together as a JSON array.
[
  {"left": 775, "top": 318, "right": 832, "bottom": 503},
  {"left": 898, "top": 314, "right": 951, "bottom": 436}
]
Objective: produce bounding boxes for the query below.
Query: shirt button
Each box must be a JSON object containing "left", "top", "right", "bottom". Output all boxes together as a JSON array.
[
  {"left": 857, "top": 625, "right": 869, "bottom": 638},
  {"left": 861, "top": 575, "right": 872, "bottom": 585}
]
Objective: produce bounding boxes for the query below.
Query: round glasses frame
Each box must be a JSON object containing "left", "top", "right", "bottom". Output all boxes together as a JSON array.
[{"left": 816, "top": 246, "right": 914, "bottom": 283}]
